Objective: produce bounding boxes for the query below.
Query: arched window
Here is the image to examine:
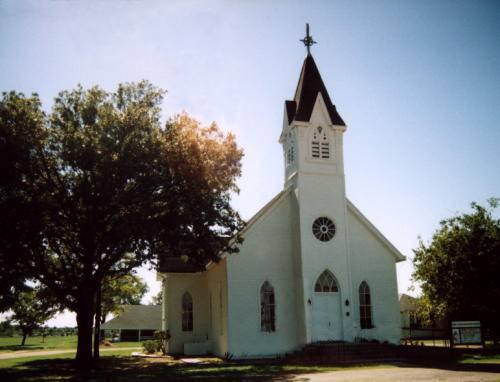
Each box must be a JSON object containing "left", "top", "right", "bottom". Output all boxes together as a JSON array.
[
  {"left": 311, "top": 126, "right": 330, "bottom": 159},
  {"left": 260, "top": 281, "right": 275, "bottom": 332},
  {"left": 314, "top": 270, "right": 338, "bottom": 292},
  {"left": 182, "top": 292, "right": 193, "bottom": 332},
  {"left": 359, "top": 281, "right": 373, "bottom": 329}
]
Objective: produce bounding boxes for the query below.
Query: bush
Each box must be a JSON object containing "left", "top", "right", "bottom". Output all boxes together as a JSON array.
[
  {"left": 142, "top": 340, "right": 157, "bottom": 354},
  {"left": 142, "top": 331, "right": 171, "bottom": 355},
  {"left": 153, "top": 330, "right": 170, "bottom": 355}
]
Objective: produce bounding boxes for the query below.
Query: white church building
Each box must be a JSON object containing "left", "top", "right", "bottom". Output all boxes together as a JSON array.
[{"left": 158, "top": 33, "right": 405, "bottom": 357}]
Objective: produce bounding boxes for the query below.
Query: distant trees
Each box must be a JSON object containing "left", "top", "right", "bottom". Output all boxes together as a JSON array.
[
  {"left": 10, "top": 287, "right": 59, "bottom": 346},
  {"left": 413, "top": 199, "right": 500, "bottom": 338},
  {"left": 0, "top": 323, "right": 77, "bottom": 338},
  {"left": 0, "top": 83, "right": 243, "bottom": 367}
]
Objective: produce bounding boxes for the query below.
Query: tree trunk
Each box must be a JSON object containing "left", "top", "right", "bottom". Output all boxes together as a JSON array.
[
  {"left": 75, "top": 293, "right": 95, "bottom": 368},
  {"left": 21, "top": 329, "right": 28, "bottom": 346},
  {"left": 93, "top": 282, "right": 102, "bottom": 360}
]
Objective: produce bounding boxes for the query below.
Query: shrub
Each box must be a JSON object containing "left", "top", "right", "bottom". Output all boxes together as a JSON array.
[
  {"left": 143, "top": 340, "right": 157, "bottom": 354},
  {"left": 153, "top": 330, "right": 170, "bottom": 355}
]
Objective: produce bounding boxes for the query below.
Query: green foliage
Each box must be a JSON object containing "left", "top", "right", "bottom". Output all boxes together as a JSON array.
[
  {"left": 154, "top": 113, "right": 245, "bottom": 268},
  {"left": 10, "top": 287, "right": 59, "bottom": 345},
  {"left": 414, "top": 295, "right": 437, "bottom": 328},
  {"left": 0, "top": 92, "right": 46, "bottom": 312},
  {"left": 101, "top": 273, "right": 148, "bottom": 323},
  {"left": 412, "top": 199, "right": 500, "bottom": 332},
  {"left": 0, "top": 83, "right": 244, "bottom": 364},
  {"left": 153, "top": 330, "right": 170, "bottom": 355},
  {"left": 141, "top": 331, "right": 170, "bottom": 355},
  {"left": 142, "top": 340, "right": 157, "bottom": 354}
]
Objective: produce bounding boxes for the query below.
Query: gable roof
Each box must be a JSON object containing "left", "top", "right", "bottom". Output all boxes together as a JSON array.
[
  {"left": 347, "top": 199, "right": 406, "bottom": 262},
  {"left": 101, "top": 305, "right": 161, "bottom": 330},
  {"left": 286, "top": 54, "right": 345, "bottom": 126}
]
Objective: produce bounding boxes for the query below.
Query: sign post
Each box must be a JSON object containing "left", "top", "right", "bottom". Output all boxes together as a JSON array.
[{"left": 451, "top": 321, "right": 482, "bottom": 349}]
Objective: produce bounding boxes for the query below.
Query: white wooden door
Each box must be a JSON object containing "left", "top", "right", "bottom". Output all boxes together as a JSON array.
[{"left": 311, "top": 293, "right": 342, "bottom": 342}]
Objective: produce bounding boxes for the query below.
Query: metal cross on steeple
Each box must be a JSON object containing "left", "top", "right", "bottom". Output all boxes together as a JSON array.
[{"left": 300, "top": 23, "right": 317, "bottom": 55}]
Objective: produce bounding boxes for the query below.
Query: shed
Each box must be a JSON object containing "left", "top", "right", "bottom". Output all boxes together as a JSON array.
[
  {"left": 101, "top": 305, "right": 161, "bottom": 341},
  {"left": 399, "top": 293, "right": 419, "bottom": 328}
]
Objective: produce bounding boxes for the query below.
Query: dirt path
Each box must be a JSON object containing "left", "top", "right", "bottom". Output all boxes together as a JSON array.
[
  {"left": 0, "top": 347, "right": 140, "bottom": 360},
  {"left": 294, "top": 366, "right": 500, "bottom": 382}
]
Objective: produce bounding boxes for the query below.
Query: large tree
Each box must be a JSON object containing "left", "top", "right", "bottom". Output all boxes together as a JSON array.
[
  {"left": 412, "top": 199, "right": 500, "bottom": 338},
  {"left": 0, "top": 83, "right": 244, "bottom": 366}
]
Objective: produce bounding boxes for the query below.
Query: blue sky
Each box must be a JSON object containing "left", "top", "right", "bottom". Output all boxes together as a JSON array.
[{"left": 1, "top": 0, "right": 499, "bottom": 326}]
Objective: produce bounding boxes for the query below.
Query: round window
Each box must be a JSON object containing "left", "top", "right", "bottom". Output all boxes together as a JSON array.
[{"left": 312, "top": 217, "right": 336, "bottom": 242}]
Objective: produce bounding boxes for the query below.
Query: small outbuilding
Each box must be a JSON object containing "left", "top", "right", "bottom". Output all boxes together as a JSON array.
[
  {"left": 101, "top": 305, "right": 161, "bottom": 341},
  {"left": 400, "top": 293, "right": 420, "bottom": 329}
]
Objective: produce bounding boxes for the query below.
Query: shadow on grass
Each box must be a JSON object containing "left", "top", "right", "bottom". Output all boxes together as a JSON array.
[
  {"left": 0, "top": 356, "right": 313, "bottom": 382},
  {"left": 1, "top": 355, "right": 500, "bottom": 382}
]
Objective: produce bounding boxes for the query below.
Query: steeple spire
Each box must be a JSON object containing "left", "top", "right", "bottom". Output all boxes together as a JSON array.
[
  {"left": 300, "top": 23, "right": 317, "bottom": 55},
  {"left": 284, "top": 24, "right": 344, "bottom": 126},
  {"left": 285, "top": 55, "right": 345, "bottom": 126}
]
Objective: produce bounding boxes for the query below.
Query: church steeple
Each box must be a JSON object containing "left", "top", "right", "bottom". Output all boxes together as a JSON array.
[
  {"left": 284, "top": 24, "right": 345, "bottom": 127},
  {"left": 285, "top": 54, "right": 345, "bottom": 126},
  {"left": 279, "top": 26, "right": 353, "bottom": 347},
  {"left": 280, "top": 25, "right": 347, "bottom": 188}
]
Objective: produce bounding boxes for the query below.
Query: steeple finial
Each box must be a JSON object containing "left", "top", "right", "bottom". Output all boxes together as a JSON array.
[{"left": 300, "top": 23, "right": 317, "bottom": 55}]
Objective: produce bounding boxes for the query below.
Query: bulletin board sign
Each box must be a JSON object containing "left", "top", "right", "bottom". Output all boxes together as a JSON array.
[{"left": 452, "top": 321, "right": 482, "bottom": 345}]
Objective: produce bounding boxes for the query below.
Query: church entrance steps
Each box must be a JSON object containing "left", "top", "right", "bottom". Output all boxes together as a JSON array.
[{"left": 288, "top": 342, "right": 457, "bottom": 364}]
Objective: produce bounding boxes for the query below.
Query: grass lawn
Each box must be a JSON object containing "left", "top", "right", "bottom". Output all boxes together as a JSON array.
[
  {"left": 0, "top": 336, "right": 142, "bottom": 353},
  {"left": 460, "top": 354, "right": 500, "bottom": 364},
  {"left": 0, "top": 347, "right": 499, "bottom": 382},
  {"left": 0, "top": 349, "right": 136, "bottom": 369},
  {"left": 0, "top": 354, "right": 395, "bottom": 382}
]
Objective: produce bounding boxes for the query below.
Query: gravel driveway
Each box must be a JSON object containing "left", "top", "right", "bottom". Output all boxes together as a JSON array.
[{"left": 293, "top": 366, "right": 500, "bottom": 382}]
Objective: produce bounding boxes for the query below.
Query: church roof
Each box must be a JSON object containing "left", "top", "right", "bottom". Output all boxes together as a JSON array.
[{"left": 286, "top": 54, "right": 345, "bottom": 126}]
